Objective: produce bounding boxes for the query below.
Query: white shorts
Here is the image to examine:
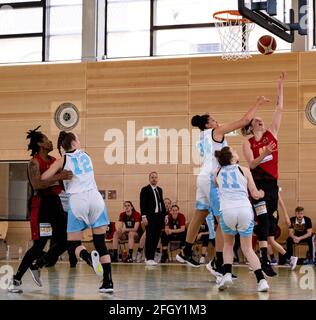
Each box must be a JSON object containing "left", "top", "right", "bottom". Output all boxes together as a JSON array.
[
  {"left": 195, "top": 174, "right": 220, "bottom": 216},
  {"left": 67, "top": 189, "right": 110, "bottom": 233},
  {"left": 220, "top": 206, "right": 254, "bottom": 238}
]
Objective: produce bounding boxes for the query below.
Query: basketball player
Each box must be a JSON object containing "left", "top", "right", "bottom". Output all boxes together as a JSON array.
[
  {"left": 242, "top": 72, "right": 297, "bottom": 275},
  {"left": 8, "top": 127, "right": 72, "bottom": 293},
  {"left": 41, "top": 131, "right": 114, "bottom": 293},
  {"left": 176, "top": 95, "right": 269, "bottom": 272},
  {"left": 214, "top": 146, "right": 269, "bottom": 292}
]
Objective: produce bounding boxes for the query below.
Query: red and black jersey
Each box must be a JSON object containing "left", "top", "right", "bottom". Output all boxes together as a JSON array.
[
  {"left": 31, "top": 154, "right": 63, "bottom": 195},
  {"left": 248, "top": 130, "right": 278, "bottom": 180},
  {"left": 119, "top": 211, "right": 141, "bottom": 229},
  {"left": 165, "top": 213, "right": 186, "bottom": 230}
]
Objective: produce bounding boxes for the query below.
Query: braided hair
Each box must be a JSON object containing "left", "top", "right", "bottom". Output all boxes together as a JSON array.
[
  {"left": 57, "top": 131, "right": 76, "bottom": 156},
  {"left": 26, "top": 126, "right": 44, "bottom": 156}
]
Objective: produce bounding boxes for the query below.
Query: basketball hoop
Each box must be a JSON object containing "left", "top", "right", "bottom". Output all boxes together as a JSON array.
[{"left": 213, "top": 10, "right": 255, "bottom": 61}]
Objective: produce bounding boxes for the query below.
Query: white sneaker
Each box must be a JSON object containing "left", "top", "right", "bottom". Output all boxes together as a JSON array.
[
  {"left": 290, "top": 256, "right": 298, "bottom": 270},
  {"left": 91, "top": 250, "right": 103, "bottom": 276},
  {"left": 145, "top": 259, "right": 158, "bottom": 266},
  {"left": 199, "top": 256, "right": 206, "bottom": 264},
  {"left": 154, "top": 252, "right": 161, "bottom": 263},
  {"left": 218, "top": 273, "right": 233, "bottom": 291},
  {"left": 7, "top": 278, "right": 23, "bottom": 293},
  {"left": 206, "top": 261, "right": 222, "bottom": 279},
  {"left": 135, "top": 251, "right": 142, "bottom": 263},
  {"left": 257, "top": 279, "right": 269, "bottom": 292}
]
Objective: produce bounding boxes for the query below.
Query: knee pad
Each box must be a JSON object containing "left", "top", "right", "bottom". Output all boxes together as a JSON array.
[
  {"left": 93, "top": 234, "right": 108, "bottom": 257},
  {"left": 67, "top": 240, "right": 82, "bottom": 257},
  {"left": 255, "top": 214, "right": 269, "bottom": 241}
]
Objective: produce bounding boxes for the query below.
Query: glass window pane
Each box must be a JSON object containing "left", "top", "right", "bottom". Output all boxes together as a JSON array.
[
  {"left": 0, "top": 37, "right": 42, "bottom": 63},
  {"left": 48, "top": 5, "right": 82, "bottom": 35},
  {"left": 48, "top": 35, "right": 81, "bottom": 61},
  {"left": 0, "top": 7, "right": 42, "bottom": 35},
  {"left": 155, "top": 0, "right": 237, "bottom": 25},
  {"left": 0, "top": 0, "right": 41, "bottom": 3},
  {"left": 107, "top": 31, "right": 150, "bottom": 58},
  {"left": 155, "top": 28, "right": 221, "bottom": 56},
  {"left": 107, "top": 0, "right": 150, "bottom": 32},
  {"left": 49, "top": 0, "right": 81, "bottom": 4}
]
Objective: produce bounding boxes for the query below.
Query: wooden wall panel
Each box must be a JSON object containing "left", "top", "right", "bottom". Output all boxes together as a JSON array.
[
  {"left": 299, "top": 81, "right": 316, "bottom": 110},
  {"left": 1, "top": 52, "right": 316, "bottom": 241},
  {"left": 299, "top": 111, "right": 316, "bottom": 143},
  {"left": 86, "top": 115, "right": 189, "bottom": 148},
  {"left": 0, "top": 90, "right": 86, "bottom": 120},
  {"left": 190, "top": 82, "right": 298, "bottom": 114},
  {"left": 87, "top": 59, "right": 189, "bottom": 89},
  {"left": 123, "top": 174, "right": 178, "bottom": 206},
  {"left": 299, "top": 52, "right": 316, "bottom": 81},
  {"left": 190, "top": 53, "right": 298, "bottom": 85},
  {"left": 85, "top": 148, "right": 123, "bottom": 175},
  {"left": 299, "top": 173, "right": 316, "bottom": 200},
  {"left": 0, "top": 119, "right": 85, "bottom": 151},
  {"left": 0, "top": 63, "right": 86, "bottom": 92},
  {"left": 87, "top": 87, "right": 188, "bottom": 117},
  {"left": 299, "top": 144, "right": 316, "bottom": 172},
  {"left": 95, "top": 175, "right": 124, "bottom": 202}
]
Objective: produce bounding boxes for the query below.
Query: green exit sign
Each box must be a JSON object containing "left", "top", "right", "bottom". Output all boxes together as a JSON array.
[{"left": 143, "top": 127, "right": 159, "bottom": 138}]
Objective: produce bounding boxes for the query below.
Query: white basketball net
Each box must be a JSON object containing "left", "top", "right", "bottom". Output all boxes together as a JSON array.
[{"left": 214, "top": 11, "right": 255, "bottom": 61}]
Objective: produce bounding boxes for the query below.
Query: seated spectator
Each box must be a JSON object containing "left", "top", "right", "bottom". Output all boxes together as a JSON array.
[
  {"left": 196, "top": 218, "right": 215, "bottom": 264},
  {"left": 286, "top": 206, "right": 315, "bottom": 265},
  {"left": 161, "top": 204, "right": 186, "bottom": 263},
  {"left": 112, "top": 201, "right": 142, "bottom": 263},
  {"left": 164, "top": 198, "right": 172, "bottom": 214}
]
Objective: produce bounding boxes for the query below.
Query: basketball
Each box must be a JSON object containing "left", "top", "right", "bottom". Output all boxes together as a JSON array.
[{"left": 257, "top": 35, "right": 277, "bottom": 55}]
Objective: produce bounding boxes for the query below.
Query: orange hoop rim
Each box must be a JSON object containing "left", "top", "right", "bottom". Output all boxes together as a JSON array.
[{"left": 213, "top": 10, "right": 252, "bottom": 23}]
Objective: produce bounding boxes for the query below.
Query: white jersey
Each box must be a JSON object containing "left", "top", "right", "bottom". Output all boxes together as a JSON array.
[
  {"left": 216, "top": 164, "right": 251, "bottom": 210},
  {"left": 197, "top": 129, "right": 228, "bottom": 175},
  {"left": 63, "top": 149, "right": 97, "bottom": 194}
]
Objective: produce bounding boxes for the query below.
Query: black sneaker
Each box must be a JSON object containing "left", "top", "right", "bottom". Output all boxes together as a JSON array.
[
  {"left": 99, "top": 281, "right": 114, "bottom": 293},
  {"left": 261, "top": 261, "right": 277, "bottom": 278},
  {"left": 185, "top": 256, "right": 200, "bottom": 268},
  {"left": 176, "top": 252, "right": 188, "bottom": 264}
]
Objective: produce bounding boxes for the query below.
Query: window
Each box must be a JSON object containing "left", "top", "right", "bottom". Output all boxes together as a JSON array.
[
  {"left": 106, "top": 0, "right": 150, "bottom": 58},
  {"left": 0, "top": 1, "right": 45, "bottom": 64},
  {"left": 0, "top": 0, "right": 83, "bottom": 64},
  {"left": 0, "top": 162, "right": 31, "bottom": 221},
  {"left": 47, "top": 0, "right": 83, "bottom": 61},
  {"left": 105, "top": 0, "right": 294, "bottom": 58}
]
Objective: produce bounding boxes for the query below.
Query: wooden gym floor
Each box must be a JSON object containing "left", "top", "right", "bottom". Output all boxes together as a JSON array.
[{"left": 1, "top": 261, "right": 315, "bottom": 300}]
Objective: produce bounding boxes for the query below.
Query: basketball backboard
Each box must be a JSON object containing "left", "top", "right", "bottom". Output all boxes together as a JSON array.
[{"left": 239, "top": 0, "right": 309, "bottom": 43}]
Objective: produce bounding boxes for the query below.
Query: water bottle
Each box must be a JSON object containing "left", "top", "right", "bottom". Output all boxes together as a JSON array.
[
  {"left": 18, "top": 247, "right": 23, "bottom": 260},
  {"left": 6, "top": 245, "right": 10, "bottom": 260}
]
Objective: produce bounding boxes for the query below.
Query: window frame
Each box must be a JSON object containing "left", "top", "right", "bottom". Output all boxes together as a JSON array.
[{"left": 0, "top": 1, "right": 46, "bottom": 62}]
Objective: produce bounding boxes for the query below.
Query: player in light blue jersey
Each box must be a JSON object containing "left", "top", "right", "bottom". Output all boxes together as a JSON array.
[
  {"left": 176, "top": 96, "right": 270, "bottom": 271},
  {"left": 214, "top": 146, "right": 269, "bottom": 292},
  {"left": 41, "top": 131, "right": 113, "bottom": 293}
]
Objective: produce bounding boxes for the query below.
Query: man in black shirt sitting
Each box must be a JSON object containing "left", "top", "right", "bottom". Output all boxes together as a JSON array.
[{"left": 286, "top": 206, "right": 315, "bottom": 265}]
